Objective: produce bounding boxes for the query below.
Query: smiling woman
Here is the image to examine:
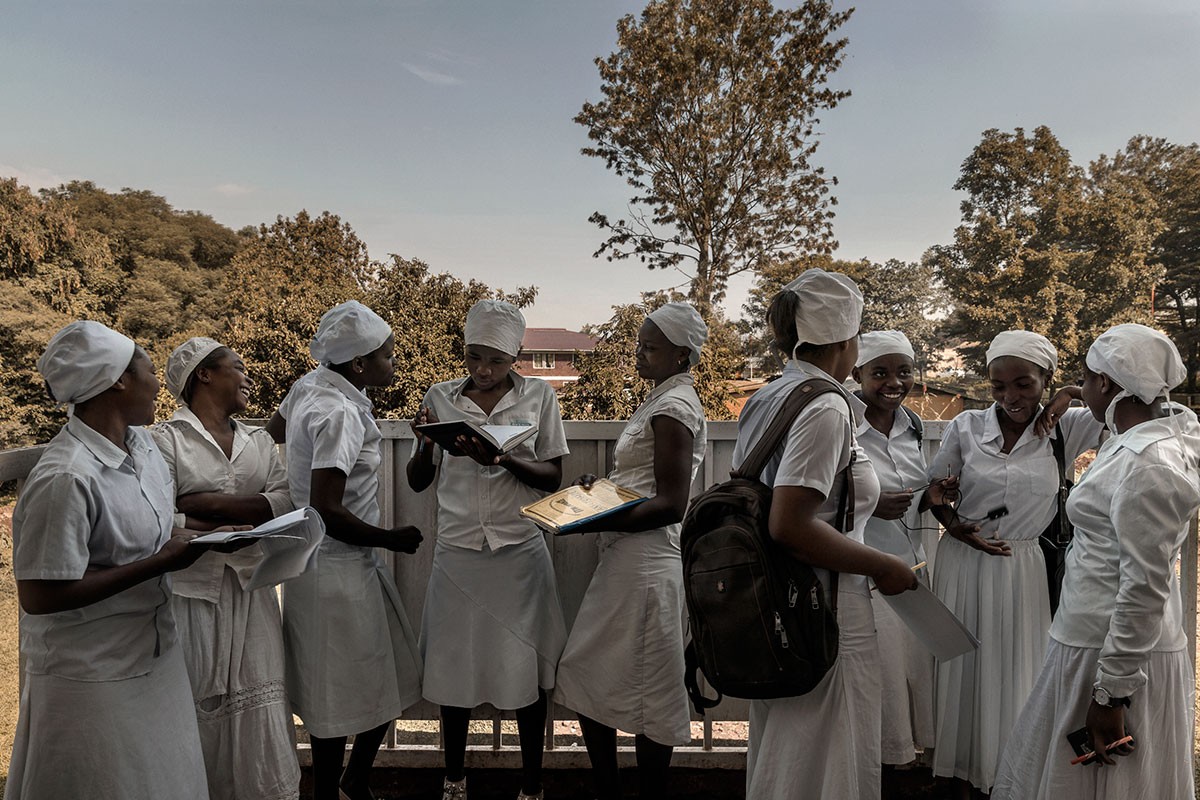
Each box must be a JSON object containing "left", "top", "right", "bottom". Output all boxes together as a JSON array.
[{"left": 926, "top": 330, "right": 1104, "bottom": 798}]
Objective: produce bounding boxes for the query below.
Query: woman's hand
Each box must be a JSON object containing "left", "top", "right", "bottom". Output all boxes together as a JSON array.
[
  {"left": 1086, "top": 701, "right": 1134, "bottom": 766},
  {"left": 1035, "top": 386, "right": 1081, "bottom": 437},
  {"left": 410, "top": 406, "right": 438, "bottom": 445},
  {"left": 873, "top": 553, "right": 919, "bottom": 595},
  {"left": 923, "top": 476, "right": 960, "bottom": 508},
  {"left": 382, "top": 525, "right": 423, "bottom": 554},
  {"left": 456, "top": 435, "right": 502, "bottom": 467},
  {"left": 946, "top": 519, "right": 1012, "bottom": 557},
  {"left": 873, "top": 490, "right": 914, "bottom": 520},
  {"left": 572, "top": 473, "right": 598, "bottom": 489},
  {"left": 157, "top": 531, "right": 207, "bottom": 571}
]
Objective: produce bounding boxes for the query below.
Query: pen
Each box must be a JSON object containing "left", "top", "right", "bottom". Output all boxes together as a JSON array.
[
  {"left": 911, "top": 562, "right": 926, "bottom": 572},
  {"left": 1070, "top": 735, "right": 1134, "bottom": 765}
]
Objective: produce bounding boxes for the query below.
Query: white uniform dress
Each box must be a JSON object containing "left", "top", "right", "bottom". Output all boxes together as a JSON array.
[
  {"left": 734, "top": 361, "right": 883, "bottom": 800},
  {"left": 555, "top": 372, "right": 707, "bottom": 746},
  {"left": 6, "top": 417, "right": 208, "bottom": 800},
  {"left": 857, "top": 410, "right": 935, "bottom": 765},
  {"left": 152, "top": 409, "right": 300, "bottom": 800},
  {"left": 417, "top": 372, "right": 570, "bottom": 710},
  {"left": 928, "top": 405, "right": 1102, "bottom": 792},
  {"left": 992, "top": 412, "right": 1200, "bottom": 799},
  {"left": 278, "top": 366, "right": 423, "bottom": 738}
]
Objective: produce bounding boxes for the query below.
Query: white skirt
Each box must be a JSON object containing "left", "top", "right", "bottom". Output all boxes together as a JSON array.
[
  {"left": 282, "top": 547, "right": 423, "bottom": 739},
  {"left": 745, "top": 590, "right": 881, "bottom": 800},
  {"left": 173, "top": 567, "right": 300, "bottom": 800},
  {"left": 555, "top": 529, "right": 691, "bottom": 746},
  {"left": 420, "top": 535, "right": 566, "bottom": 710},
  {"left": 871, "top": 587, "right": 935, "bottom": 764},
  {"left": 932, "top": 536, "right": 1050, "bottom": 792},
  {"left": 992, "top": 639, "right": 1196, "bottom": 800},
  {"left": 6, "top": 642, "right": 208, "bottom": 800}
]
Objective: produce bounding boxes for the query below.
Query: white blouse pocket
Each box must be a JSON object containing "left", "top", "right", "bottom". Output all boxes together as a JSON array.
[{"left": 1025, "top": 455, "right": 1060, "bottom": 496}]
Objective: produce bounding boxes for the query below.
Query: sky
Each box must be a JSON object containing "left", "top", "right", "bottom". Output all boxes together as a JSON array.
[{"left": 3, "top": 0, "right": 1199, "bottom": 329}]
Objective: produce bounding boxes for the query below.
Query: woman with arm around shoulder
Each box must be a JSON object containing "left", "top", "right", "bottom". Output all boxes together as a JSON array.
[
  {"left": 992, "top": 324, "right": 1199, "bottom": 799},
  {"left": 736, "top": 270, "right": 917, "bottom": 800},
  {"left": 406, "top": 300, "right": 569, "bottom": 800},
  {"left": 151, "top": 337, "right": 300, "bottom": 800},
  {"left": 6, "top": 322, "right": 216, "bottom": 799},
  {"left": 927, "top": 330, "right": 1103, "bottom": 798},
  {"left": 553, "top": 302, "right": 710, "bottom": 800},
  {"left": 273, "top": 301, "right": 425, "bottom": 800}
]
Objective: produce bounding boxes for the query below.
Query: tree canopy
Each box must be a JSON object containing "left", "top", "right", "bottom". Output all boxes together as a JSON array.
[{"left": 577, "top": 0, "right": 852, "bottom": 310}]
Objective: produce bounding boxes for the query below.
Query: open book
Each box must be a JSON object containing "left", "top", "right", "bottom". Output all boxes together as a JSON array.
[
  {"left": 189, "top": 506, "right": 324, "bottom": 591},
  {"left": 521, "top": 479, "right": 647, "bottom": 535},
  {"left": 415, "top": 420, "right": 538, "bottom": 458}
]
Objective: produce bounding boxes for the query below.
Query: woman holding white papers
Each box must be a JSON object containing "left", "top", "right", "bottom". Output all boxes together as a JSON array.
[
  {"left": 993, "top": 325, "right": 1200, "bottom": 799},
  {"left": 851, "top": 331, "right": 938, "bottom": 768},
  {"left": 272, "top": 301, "right": 424, "bottom": 800},
  {"left": 734, "top": 270, "right": 918, "bottom": 800},
  {"left": 407, "top": 299, "right": 569, "bottom": 800},
  {"left": 927, "top": 330, "right": 1103, "bottom": 798},
  {"left": 554, "top": 302, "right": 709, "bottom": 800},
  {"left": 8, "top": 322, "right": 213, "bottom": 799},
  {"left": 151, "top": 337, "right": 300, "bottom": 800}
]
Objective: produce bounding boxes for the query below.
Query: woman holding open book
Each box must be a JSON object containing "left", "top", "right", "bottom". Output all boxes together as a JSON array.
[
  {"left": 407, "top": 299, "right": 569, "bottom": 800},
  {"left": 150, "top": 337, "right": 300, "bottom": 800},
  {"left": 554, "top": 302, "right": 709, "bottom": 800}
]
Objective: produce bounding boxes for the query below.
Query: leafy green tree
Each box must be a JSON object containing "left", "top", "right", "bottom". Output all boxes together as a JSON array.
[
  {"left": 1089, "top": 137, "right": 1200, "bottom": 389},
  {"left": 930, "top": 126, "right": 1158, "bottom": 376},
  {"left": 577, "top": 0, "right": 853, "bottom": 310},
  {"left": 560, "top": 293, "right": 740, "bottom": 420},
  {"left": 368, "top": 255, "right": 536, "bottom": 418},
  {"left": 0, "top": 179, "right": 122, "bottom": 446},
  {"left": 741, "top": 254, "right": 947, "bottom": 375}
]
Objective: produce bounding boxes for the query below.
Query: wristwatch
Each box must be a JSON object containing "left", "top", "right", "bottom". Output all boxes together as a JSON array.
[{"left": 1092, "top": 686, "right": 1131, "bottom": 708}]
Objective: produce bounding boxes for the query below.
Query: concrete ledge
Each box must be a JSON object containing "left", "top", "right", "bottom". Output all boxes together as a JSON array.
[{"left": 296, "top": 744, "right": 747, "bottom": 770}]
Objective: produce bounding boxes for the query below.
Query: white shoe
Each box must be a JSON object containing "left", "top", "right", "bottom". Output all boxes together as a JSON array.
[{"left": 442, "top": 777, "right": 467, "bottom": 800}]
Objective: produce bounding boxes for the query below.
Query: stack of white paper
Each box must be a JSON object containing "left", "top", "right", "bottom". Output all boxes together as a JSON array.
[{"left": 880, "top": 583, "right": 980, "bottom": 662}]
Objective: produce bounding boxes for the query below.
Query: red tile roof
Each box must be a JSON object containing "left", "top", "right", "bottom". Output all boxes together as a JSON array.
[{"left": 523, "top": 328, "right": 598, "bottom": 352}]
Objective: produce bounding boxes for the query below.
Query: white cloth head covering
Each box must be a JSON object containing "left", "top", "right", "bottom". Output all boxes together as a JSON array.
[
  {"left": 647, "top": 302, "right": 708, "bottom": 366},
  {"left": 855, "top": 330, "right": 915, "bottom": 368},
  {"left": 309, "top": 301, "right": 392, "bottom": 365},
  {"left": 165, "top": 337, "right": 225, "bottom": 401},
  {"left": 38, "top": 320, "right": 137, "bottom": 404},
  {"left": 464, "top": 299, "right": 526, "bottom": 357},
  {"left": 985, "top": 330, "right": 1058, "bottom": 373},
  {"left": 785, "top": 268, "right": 864, "bottom": 349},
  {"left": 1087, "top": 323, "right": 1186, "bottom": 429}
]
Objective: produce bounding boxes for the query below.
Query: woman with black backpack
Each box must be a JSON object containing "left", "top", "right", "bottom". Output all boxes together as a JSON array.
[{"left": 733, "top": 269, "right": 918, "bottom": 800}]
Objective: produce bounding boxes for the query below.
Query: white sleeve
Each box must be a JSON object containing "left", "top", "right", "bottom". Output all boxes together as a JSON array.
[
  {"left": 1058, "top": 406, "right": 1104, "bottom": 462},
  {"left": 772, "top": 404, "right": 852, "bottom": 499},
  {"left": 928, "top": 415, "right": 964, "bottom": 481}
]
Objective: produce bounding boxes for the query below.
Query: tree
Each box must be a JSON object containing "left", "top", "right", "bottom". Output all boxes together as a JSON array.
[
  {"left": 0, "top": 179, "right": 121, "bottom": 446},
  {"left": 1089, "top": 137, "right": 1200, "bottom": 389},
  {"left": 931, "top": 126, "right": 1158, "bottom": 377},
  {"left": 559, "top": 293, "right": 741, "bottom": 420},
  {"left": 221, "top": 211, "right": 372, "bottom": 416},
  {"left": 577, "top": 0, "right": 853, "bottom": 310},
  {"left": 368, "top": 255, "right": 537, "bottom": 418},
  {"left": 741, "top": 254, "right": 947, "bottom": 376}
]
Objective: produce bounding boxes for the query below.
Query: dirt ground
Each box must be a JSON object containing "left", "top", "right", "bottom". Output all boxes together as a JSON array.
[{"left": 0, "top": 503, "right": 1197, "bottom": 797}]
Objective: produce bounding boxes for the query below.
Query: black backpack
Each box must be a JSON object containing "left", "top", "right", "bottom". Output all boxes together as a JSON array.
[{"left": 681, "top": 378, "right": 854, "bottom": 714}]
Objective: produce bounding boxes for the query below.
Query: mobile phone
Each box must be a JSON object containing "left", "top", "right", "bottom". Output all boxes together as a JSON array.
[
  {"left": 1066, "top": 725, "right": 1135, "bottom": 765},
  {"left": 985, "top": 506, "right": 1009, "bottom": 521}
]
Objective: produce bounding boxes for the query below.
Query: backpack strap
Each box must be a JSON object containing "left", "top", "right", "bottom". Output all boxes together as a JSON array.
[
  {"left": 1049, "top": 428, "right": 1073, "bottom": 546},
  {"left": 903, "top": 406, "right": 924, "bottom": 444},
  {"left": 733, "top": 379, "right": 843, "bottom": 481},
  {"left": 683, "top": 640, "right": 721, "bottom": 715}
]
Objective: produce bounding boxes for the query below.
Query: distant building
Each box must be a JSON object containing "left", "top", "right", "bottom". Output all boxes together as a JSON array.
[{"left": 516, "top": 328, "right": 599, "bottom": 388}]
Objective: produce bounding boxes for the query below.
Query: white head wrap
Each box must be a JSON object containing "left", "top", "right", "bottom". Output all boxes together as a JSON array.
[
  {"left": 37, "top": 320, "right": 137, "bottom": 405},
  {"left": 464, "top": 299, "right": 526, "bottom": 358},
  {"left": 165, "top": 337, "right": 225, "bottom": 402},
  {"left": 855, "top": 330, "right": 915, "bottom": 368},
  {"left": 785, "top": 268, "right": 864, "bottom": 350},
  {"left": 309, "top": 301, "right": 392, "bottom": 366},
  {"left": 1086, "top": 323, "right": 1186, "bottom": 430},
  {"left": 647, "top": 302, "right": 708, "bottom": 366},
  {"left": 985, "top": 330, "right": 1058, "bottom": 374}
]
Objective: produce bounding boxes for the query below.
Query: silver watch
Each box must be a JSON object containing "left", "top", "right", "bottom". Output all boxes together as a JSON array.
[{"left": 1092, "top": 686, "right": 1130, "bottom": 708}]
